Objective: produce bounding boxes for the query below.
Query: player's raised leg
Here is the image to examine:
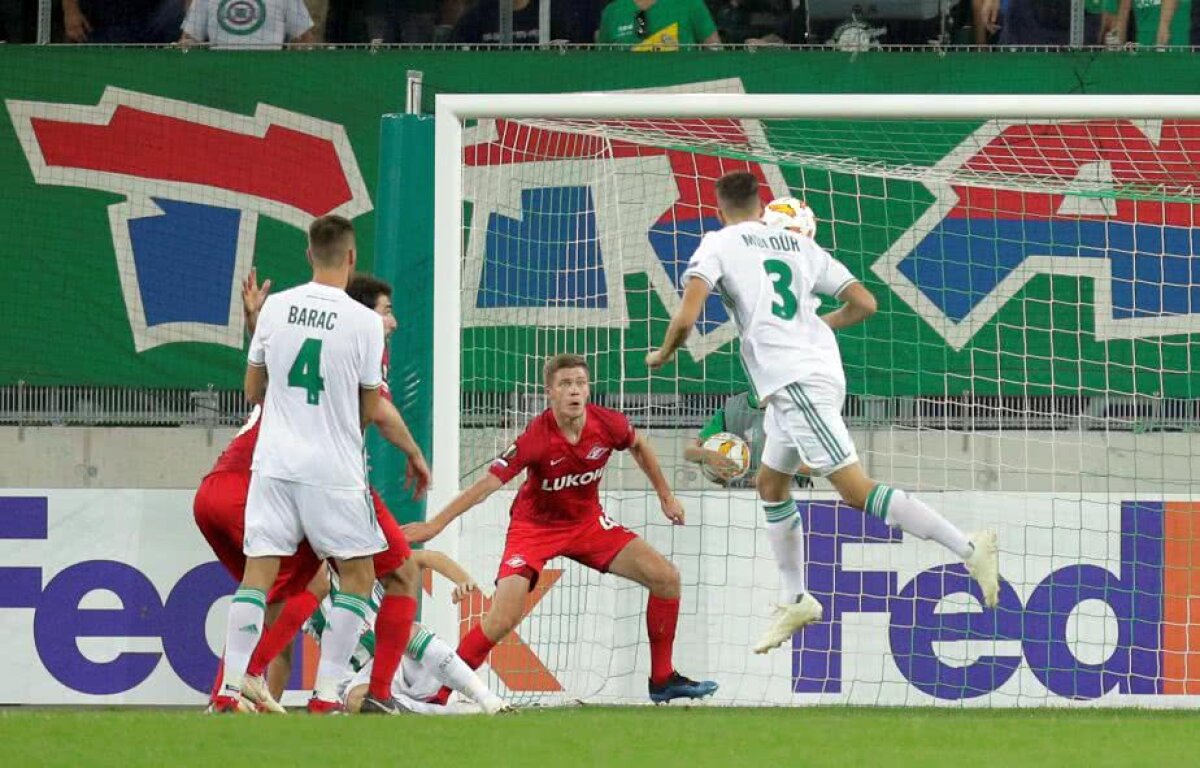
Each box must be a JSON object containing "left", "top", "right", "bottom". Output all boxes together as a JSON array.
[
  {"left": 826, "top": 461, "right": 999, "bottom": 608},
  {"left": 606, "top": 538, "right": 718, "bottom": 703}
]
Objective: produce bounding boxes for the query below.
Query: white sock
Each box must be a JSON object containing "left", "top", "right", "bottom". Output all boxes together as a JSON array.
[
  {"left": 219, "top": 587, "right": 266, "bottom": 696},
  {"left": 868, "top": 484, "right": 973, "bottom": 559},
  {"left": 762, "top": 499, "right": 807, "bottom": 604},
  {"left": 416, "top": 630, "right": 496, "bottom": 707},
  {"left": 314, "top": 592, "right": 369, "bottom": 702}
]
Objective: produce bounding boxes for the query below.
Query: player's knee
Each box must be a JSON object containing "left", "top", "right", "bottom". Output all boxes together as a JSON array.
[
  {"left": 483, "top": 603, "right": 522, "bottom": 638},
  {"left": 649, "top": 558, "right": 681, "bottom": 599},
  {"left": 755, "top": 467, "right": 790, "bottom": 502},
  {"left": 381, "top": 557, "right": 419, "bottom": 596}
]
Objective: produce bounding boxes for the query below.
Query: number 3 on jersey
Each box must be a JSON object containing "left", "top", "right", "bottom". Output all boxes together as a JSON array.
[
  {"left": 764, "top": 259, "right": 798, "bottom": 320},
  {"left": 288, "top": 337, "right": 325, "bottom": 405}
]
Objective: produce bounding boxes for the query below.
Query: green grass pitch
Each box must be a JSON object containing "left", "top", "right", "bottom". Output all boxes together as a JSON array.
[{"left": 1, "top": 707, "right": 1192, "bottom": 768}]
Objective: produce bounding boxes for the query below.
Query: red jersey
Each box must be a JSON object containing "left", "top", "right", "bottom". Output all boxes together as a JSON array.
[
  {"left": 489, "top": 404, "right": 636, "bottom": 526},
  {"left": 209, "top": 405, "right": 262, "bottom": 474}
]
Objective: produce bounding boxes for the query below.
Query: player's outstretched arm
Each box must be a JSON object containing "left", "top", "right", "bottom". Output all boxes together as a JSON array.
[
  {"left": 372, "top": 397, "right": 432, "bottom": 499},
  {"left": 821, "top": 282, "right": 877, "bottom": 331},
  {"left": 402, "top": 473, "right": 504, "bottom": 544},
  {"left": 412, "top": 550, "right": 479, "bottom": 604},
  {"left": 647, "top": 277, "right": 711, "bottom": 369},
  {"left": 629, "top": 433, "right": 686, "bottom": 525}
]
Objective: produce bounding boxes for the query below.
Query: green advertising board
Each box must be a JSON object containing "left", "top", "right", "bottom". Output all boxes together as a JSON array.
[{"left": 2, "top": 47, "right": 1200, "bottom": 403}]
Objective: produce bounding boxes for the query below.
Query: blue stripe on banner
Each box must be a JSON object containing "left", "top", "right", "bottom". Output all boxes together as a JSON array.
[
  {"left": 0, "top": 567, "right": 41, "bottom": 608},
  {"left": 0, "top": 497, "right": 48, "bottom": 539}
]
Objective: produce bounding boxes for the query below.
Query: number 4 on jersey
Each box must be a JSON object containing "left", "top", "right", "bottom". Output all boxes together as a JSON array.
[{"left": 288, "top": 337, "right": 325, "bottom": 405}]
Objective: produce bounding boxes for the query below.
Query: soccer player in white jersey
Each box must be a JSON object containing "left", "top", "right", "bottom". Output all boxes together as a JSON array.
[
  {"left": 647, "top": 172, "right": 1000, "bottom": 654},
  {"left": 214, "top": 215, "right": 414, "bottom": 715}
]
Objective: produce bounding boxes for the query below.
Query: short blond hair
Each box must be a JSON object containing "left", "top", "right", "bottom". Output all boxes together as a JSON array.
[{"left": 543, "top": 353, "right": 590, "bottom": 387}]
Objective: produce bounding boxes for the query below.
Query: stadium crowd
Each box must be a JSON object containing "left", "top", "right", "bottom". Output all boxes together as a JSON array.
[{"left": 0, "top": 1, "right": 1196, "bottom": 48}]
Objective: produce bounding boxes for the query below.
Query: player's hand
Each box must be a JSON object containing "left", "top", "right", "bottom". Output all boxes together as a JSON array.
[
  {"left": 402, "top": 520, "right": 443, "bottom": 544},
  {"left": 405, "top": 451, "right": 432, "bottom": 500},
  {"left": 241, "top": 266, "right": 272, "bottom": 319},
  {"left": 704, "top": 450, "right": 742, "bottom": 481},
  {"left": 644, "top": 349, "right": 671, "bottom": 370},
  {"left": 451, "top": 579, "right": 479, "bottom": 605},
  {"left": 64, "top": 6, "right": 92, "bottom": 42},
  {"left": 660, "top": 496, "right": 685, "bottom": 526}
]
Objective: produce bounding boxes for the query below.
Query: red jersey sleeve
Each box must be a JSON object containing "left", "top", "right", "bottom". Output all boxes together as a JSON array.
[{"left": 488, "top": 420, "right": 544, "bottom": 484}]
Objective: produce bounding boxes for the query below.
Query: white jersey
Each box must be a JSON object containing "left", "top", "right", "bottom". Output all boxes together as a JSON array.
[
  {"left": 683, "top": 220, "right": 856, "bottom": 399},
  {"left": 248, "top": 282, "right": 384, "bottom": 490},
  {"left": 182, "top": 0, "right": 312, "bottom": 49}
]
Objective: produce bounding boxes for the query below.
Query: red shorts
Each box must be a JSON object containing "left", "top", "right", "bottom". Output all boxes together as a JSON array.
[
  {"left": 497, "top": 513, "right": 638, "bottom": 589},
  {"left": 193, "top": 470, "right": 321, "bottom": 603},
  {"left": 371, "top": 487, "right": 412, "bottom": 577}
]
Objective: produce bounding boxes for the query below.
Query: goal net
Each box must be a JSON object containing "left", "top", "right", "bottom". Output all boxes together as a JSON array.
[{"left": 432, "top": 93, "right": 1200, "bottom": 708}]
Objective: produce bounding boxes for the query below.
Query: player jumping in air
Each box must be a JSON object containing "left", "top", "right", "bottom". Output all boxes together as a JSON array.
[
  {"left": 196, "top": 269, "right": 431, "bottom": 713},
  {"left": 212, "top": 216, "right": 420, "bottom": 715},
  {"left": 646, "top": 171, "right": 1000, "bottom": 654},
  {"left": 405, "top": 354, "right": 718, "bottom": 704}
]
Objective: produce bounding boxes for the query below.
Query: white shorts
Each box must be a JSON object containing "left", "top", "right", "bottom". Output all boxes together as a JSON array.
[
  {"left": 244, "top": 473, "right": 386, "bottom": 561},
  {"left": 343, "top": 656, "right": 443, "bottom": 711},
  {"left": 761, "top": 381, "right": 858, "bottom": 477}
]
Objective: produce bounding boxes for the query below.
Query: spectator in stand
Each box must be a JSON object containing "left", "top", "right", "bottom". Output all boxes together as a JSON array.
[
  {"left": 453, "top": 0, "right": 595, "bottom": 43},
  {"left": 180, "top": 0, "right": 314, "bottom": 47},
  {"left": 976, "top": 0, "right": 1103, "bottom": 45},
  {"left": 1111, "top": 0, "right": 1190, "bottom": 46},
  {"left": 364, "top": 0, "right": 439, "bottom": 43},
  {"left": 597, "top": 0, "right": 721, "bottom": 49},
  {"left": 304, "top": 0, "right": 328, "bottom": 42},
  {"left": 63, "top": 0, "right": 185, "bottom": 43},
  {"left": 708, "top": 0, "right": 796, "bottom": 45}
]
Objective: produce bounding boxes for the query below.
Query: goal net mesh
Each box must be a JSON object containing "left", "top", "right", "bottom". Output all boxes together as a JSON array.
[{"left": 452, "top": 109, "right": 1200, "bottom": 707}]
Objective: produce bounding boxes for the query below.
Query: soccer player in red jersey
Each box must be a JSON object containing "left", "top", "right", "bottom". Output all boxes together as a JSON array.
[
  {"left": 405, "top": 354, "right": 718, "bottom": 704},
  {"left": 198, "top": 269, "right": 430, "bottom": 714}
]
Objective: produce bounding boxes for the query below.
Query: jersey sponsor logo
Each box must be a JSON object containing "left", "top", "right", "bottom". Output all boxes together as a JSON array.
[
  {"left": 6, "top": 87, "right": 372, "bottom": 352},
  {"left": 218, "top": 0, "right": 266, "bottom": 35},
  {"left": 585, "top": 446, "right": 610, "bottom": 461},
  {"left": 792, "top": 500, "right": 1200, "bottom": 700},
  {"left": 461, "top": 78, "right": 789, "bottom": 361},
  {"left": 540, "top": 468, "right": 605, "bottom": 492},
  {"left": 875, "top": 120, "right": 1200, "bottom": 350}
]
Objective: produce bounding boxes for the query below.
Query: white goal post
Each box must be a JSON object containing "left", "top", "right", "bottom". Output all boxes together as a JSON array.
[{"left": 429, "top": 92, "right": 1200, "bottom": 708}]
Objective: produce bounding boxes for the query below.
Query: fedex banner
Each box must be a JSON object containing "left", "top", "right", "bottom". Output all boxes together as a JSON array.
[{"left": 2, "top": 490, "right": 1198, "bottom": 707}]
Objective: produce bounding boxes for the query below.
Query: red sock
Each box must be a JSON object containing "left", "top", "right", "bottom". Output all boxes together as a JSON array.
[
  {"left": 429, "top": 624, "right": 496, "bottom": 705},
  {"left": 369, "top": 595, "right": 418, "bottom": 700},
  {"left": 245, "top": 590, "right": 320, "bottom": 678},
  {"left": 646, "top": 595, "right": 680, "bottom": 685},
  {"left": 456, "top": 623, "right": 497, "bottom": 669},
  {"left": 209, "top": 657, "right": 224, "bottom": 703}
]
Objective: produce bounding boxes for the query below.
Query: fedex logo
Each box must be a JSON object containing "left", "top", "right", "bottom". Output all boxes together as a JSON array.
[
  {"left": 5, "top": 87, "right": 372, "bottom": 351},
  {"left": 876, "top": 120, "right": 1200, "bottom": 349},
  {"left": 793, "top": 500, "right": 1200, "bottom": 700}
]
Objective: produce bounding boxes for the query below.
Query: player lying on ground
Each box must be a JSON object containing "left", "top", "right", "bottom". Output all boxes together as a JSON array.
[
  {"left": 405, "top": 354, "right": 718, "bottom": 704},
  {"left": 211, "top": 225, "right": 428, "bottom": 715},
  {"left": 646, "top": 171, "right": 1001, "bottom": 654},
  {"left": 305, "top": 551, "right": 511, "bottom": 715}
]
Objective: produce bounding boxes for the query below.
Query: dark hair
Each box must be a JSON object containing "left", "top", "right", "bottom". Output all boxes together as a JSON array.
[
  {"left": 715, "top": 171, "right": 761, "bottom": 214},
  {"left": 308, "top": 215, "right": 355, "bottom": 266},
  {"left": 346, "top": 273, "right": 393, "bottom": 310},
  {"left": 543, "top": 353, "right": 590, "bottom": 387}
]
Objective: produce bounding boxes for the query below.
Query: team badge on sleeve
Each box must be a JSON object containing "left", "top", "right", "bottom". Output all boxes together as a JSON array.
[{"left": 493, "top": 443, "right": 518, "bottom": 469}]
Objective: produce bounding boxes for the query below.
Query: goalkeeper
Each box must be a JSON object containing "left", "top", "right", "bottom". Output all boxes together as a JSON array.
[{"left": 686, "top": 390, "right": 812, "bottom": 489}]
